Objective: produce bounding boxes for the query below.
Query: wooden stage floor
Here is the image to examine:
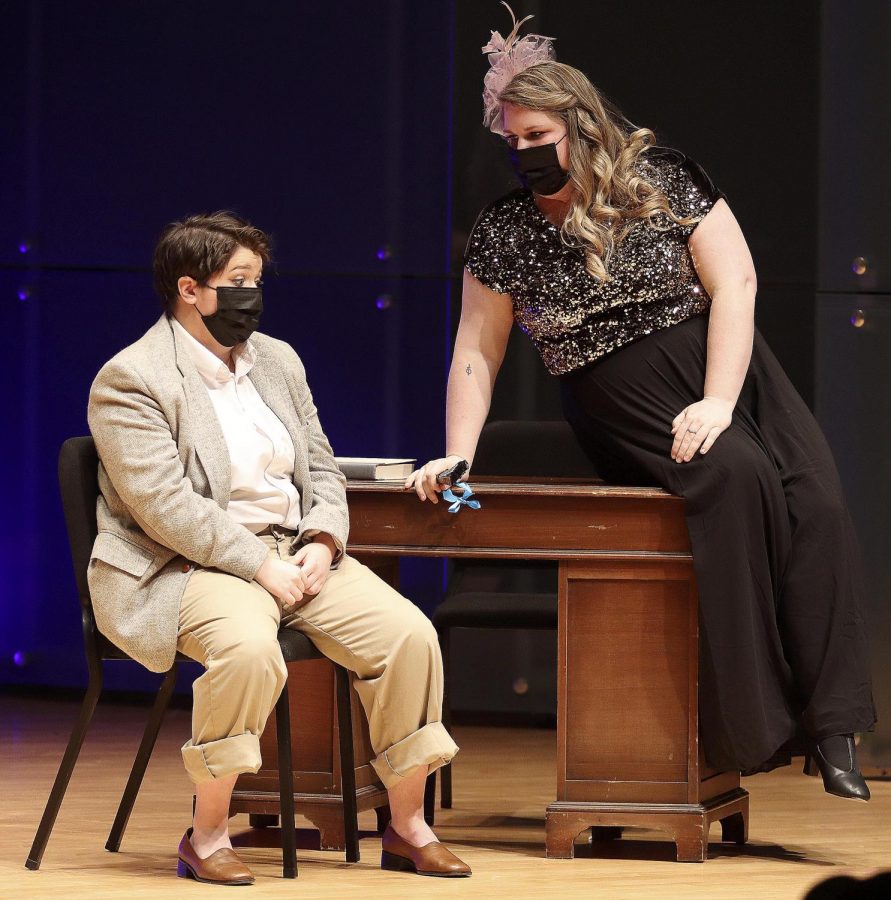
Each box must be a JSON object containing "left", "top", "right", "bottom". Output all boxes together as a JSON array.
[{"left": 2, "top": 694, "right": 888, "bottom": 899}]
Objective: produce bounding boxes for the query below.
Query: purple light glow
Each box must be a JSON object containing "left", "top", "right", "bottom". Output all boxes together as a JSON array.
[
  {"left": 376, "top": 244, "right": 392, "bottom": 262},
  {"left": 18, "top": 242, "right": 29, "bottom": 255},
  {"left": 18, "top": 288, "right": 30, "bottom": 302},
  {"left": 375, "top": 294, "right": 393, "bottom": 310},
  {"left": 13, "top": 651, "right": 27, "bottom": 667}
]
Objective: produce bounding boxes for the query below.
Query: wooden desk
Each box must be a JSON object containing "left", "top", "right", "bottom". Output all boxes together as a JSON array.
[{"left": 233, "top": 479, "right": 748, "bottom": 862}]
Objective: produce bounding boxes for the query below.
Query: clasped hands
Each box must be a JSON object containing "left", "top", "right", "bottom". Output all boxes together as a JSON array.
[
  {"left": 254, "top": 538, "right": 335, "bottom": 608},
  {"left": 671, "top": 395, "right": 734, "bottom": 463}
]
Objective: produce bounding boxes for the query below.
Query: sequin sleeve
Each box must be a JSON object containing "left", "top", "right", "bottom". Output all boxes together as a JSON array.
[
  {"left": 463, "top": 198, "right": 515, "bottom": 295},
  {"left": 646, "top": 148, "right": 726, "bottom": 237}
]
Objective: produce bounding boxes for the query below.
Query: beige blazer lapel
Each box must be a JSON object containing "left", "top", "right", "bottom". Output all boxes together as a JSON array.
[{"left": 169, "top": 321, "right": 232, "bottom": 508}]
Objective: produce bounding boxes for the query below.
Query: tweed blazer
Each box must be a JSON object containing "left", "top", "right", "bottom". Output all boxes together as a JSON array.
[{"left": 86, "top": 315, "right": 349, "bottom": 673}]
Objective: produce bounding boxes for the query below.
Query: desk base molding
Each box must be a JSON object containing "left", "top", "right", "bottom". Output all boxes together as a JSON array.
[{"left": 545, "top": 789, "right": 749, "bottom": 862}]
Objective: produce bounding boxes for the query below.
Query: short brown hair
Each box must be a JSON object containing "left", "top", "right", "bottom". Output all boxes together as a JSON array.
[{"left": 152, "top": 211, "right": 272, "bottom": 315}]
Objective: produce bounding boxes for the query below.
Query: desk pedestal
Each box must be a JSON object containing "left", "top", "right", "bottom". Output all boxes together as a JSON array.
[{"left": 545, "top": 557, "right": 747, "bottom": 861}]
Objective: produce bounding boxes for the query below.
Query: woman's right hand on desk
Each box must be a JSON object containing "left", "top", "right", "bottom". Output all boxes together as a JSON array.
[
  {"left": 405, "top": 455, "right": 468, "bottom": 504},
  {"left": 255, "top": 557, "right": 307, "bottom": 608}
]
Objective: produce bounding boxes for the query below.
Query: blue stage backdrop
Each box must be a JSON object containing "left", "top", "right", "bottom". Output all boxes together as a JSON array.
[
  {"left": 1, "top": 0, "right": 456, "bottom": 691},
  {"left": 2, "top": 0, "right": 831, "bottom": 702}
]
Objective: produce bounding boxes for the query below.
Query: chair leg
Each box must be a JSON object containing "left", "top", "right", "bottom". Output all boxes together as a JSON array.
[
  {"left": 439, "top": 627, "right": 453, "bottom": 809},
  {"left": 335, "top": 665, "right": 360, "bottom": 863},
  {"left": 275, "top": 682, "right": 298, "bottom": 879},
  {"left": 375, "top": 804, "right": 391, "bottom": 834},
  {"left": 106, "top": 665, "right": 177, "bottom": 852},
  {"left": 25, "top": 667, "right": 103, "bottom": 870},
  {"left": 423, "top": 771, "right": 436, "bottom": 826}
]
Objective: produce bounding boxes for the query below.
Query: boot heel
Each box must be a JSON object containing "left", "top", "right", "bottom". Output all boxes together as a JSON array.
[
  {"left": 381, "top": 850, "right": 415, "bottom": 873},
  {"left": 176, "top": 859, "right": 193, "bottom": 879},
  {"left": 805, "top": 736, "right": 871, "bottom": 801}
]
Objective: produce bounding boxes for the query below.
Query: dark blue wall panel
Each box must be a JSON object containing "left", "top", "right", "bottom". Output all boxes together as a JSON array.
[
  {"left": 19, "top": 1, "right": 451, "bottom": 275},
  {"left": 2, "top": 0, "right": 454, "bottom": 690}
]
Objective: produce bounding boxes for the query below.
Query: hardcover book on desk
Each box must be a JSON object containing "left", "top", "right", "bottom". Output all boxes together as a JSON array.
[{"left": 335, "top": 457, "right": 416, "bottom": 480}]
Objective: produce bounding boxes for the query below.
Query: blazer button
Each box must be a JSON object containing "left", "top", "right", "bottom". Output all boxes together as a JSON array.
[{"left": 181, "top": 563, "right": 191, "bottom": 573}]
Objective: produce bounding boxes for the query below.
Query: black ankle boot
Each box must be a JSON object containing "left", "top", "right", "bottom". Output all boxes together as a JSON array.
[{"left": 803, "top": 734, "right": 870, "bottom": 802}]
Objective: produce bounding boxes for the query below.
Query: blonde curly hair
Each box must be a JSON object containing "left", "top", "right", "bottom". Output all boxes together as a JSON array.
[{"left": 497, "top": 61, "right": 698, "bottom": 281}]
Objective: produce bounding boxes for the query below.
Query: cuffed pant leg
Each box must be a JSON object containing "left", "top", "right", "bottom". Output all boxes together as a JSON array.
[
  {"left": 281, "top": 554, "right": 458, "bottom": 789},
  {"left": 177, "top": 549, "right": 286, "bottom": 785}
]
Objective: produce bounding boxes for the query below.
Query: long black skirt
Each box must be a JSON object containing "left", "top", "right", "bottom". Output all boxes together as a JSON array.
[{"left": 559, "top": 314, "right": 876, "bottom": 772}]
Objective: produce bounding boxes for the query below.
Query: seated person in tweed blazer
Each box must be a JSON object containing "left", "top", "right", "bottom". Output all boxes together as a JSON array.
[{"left": 87, "top": 211, "right": 470, "bottom": 884}]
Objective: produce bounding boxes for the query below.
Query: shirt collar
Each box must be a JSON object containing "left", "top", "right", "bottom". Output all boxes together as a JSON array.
[{"left": 171, "top": 316, "right": 256, "bottom": 386}]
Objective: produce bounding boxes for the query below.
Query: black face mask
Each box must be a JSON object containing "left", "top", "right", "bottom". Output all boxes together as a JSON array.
[
  {"left": 198, "top": 285, "right": 263, "bottom": 347},
  {"left": 509, "top": 135, "right": 570, "bottom": 196}
]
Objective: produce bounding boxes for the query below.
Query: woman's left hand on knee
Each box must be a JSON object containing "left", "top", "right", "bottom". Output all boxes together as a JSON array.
[{"left": 671, "top": 396, "right": 734, "bottom": 462}]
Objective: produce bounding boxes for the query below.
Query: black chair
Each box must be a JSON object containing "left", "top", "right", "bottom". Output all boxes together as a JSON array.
[
  {"left": 25, "top": 436, "right": 359, "bottom": 879},
  {"left": 432, "top": 420, "right": 599, "bottom": 808}
]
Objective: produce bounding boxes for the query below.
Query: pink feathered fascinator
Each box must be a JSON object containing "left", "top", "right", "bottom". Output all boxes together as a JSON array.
[{"left": 482, "top": 2, "right": 556, "bottom": 130}]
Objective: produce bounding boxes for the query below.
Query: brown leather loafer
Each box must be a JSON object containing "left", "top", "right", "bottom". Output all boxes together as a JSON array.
[
  {"left": 381, "top": 824, "right": 471, "bottom": 877},
  {"left": 177, "top": 829, "right": 255, "bottom": 885}
]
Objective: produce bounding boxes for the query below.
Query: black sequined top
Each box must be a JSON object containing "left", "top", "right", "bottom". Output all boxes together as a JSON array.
[{"left": 464, "top": 147, "right": 725, "bottom": 375}]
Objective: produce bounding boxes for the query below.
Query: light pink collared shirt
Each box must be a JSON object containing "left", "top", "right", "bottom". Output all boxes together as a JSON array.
[{"left": 172, "top": 318, "right": 301, "bottom": 533}]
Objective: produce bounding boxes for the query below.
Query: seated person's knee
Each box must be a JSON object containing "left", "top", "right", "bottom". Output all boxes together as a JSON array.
[{"left": 225, "top": 635, "right": 287, "bottom": 688}]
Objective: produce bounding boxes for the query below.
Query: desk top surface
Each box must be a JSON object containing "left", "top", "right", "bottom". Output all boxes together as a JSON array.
[
  {"left": 345, "top": 478, "right": 674, "bottom": 502},
  {"left": 344, "top": 478, "right": 689, "bottom": 557}
]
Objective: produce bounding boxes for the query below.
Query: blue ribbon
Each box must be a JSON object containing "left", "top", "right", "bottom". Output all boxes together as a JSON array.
[{"left": 441, "top": 481, "right": 481, "bottom": 514}]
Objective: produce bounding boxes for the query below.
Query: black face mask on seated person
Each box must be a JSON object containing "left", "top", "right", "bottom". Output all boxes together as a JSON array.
[
  {"left": 198, "top": 285, "right": 263, "bottom": 347},
  {"left": 509, "top": 134, "right": 570, "bottom": 196}
]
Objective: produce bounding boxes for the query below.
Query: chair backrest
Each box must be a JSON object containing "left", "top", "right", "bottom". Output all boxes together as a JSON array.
[
  {"left": 58, "top": 436, "right": 100, "bottom": 613},
  {"left": 470, "top": 420, "right": 600, "bottom": 479}
]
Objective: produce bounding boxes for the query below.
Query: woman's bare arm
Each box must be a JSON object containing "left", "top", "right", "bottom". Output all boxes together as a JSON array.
[
  {"left": 671, "top": 199, "right": 758, "bottom": 462},
  {"left": 406, "top": 269, "right": 514, "bottom": 501}
]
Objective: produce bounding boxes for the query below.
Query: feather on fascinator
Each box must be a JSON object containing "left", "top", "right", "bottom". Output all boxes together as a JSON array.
[{"left": 482, "top": 2, "right": 555, "bottom": 130}]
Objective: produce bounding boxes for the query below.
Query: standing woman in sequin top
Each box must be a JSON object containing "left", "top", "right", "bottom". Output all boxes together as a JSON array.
[{"left": 406, "top": 10, "right": 875, "bottom": 799}]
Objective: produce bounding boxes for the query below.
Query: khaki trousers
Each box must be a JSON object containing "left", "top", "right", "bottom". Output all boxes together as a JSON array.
[{"left": 176, "top": 530, "right": 458, "bottom": 789}]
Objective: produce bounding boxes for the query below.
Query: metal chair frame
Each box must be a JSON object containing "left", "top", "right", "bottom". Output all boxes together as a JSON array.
[{"left": 25, "top": 436, "right": 359, "bottom": 878}]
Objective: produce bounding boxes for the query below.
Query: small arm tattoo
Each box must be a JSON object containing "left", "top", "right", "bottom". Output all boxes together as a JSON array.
[{"left": 465, "top": 364, "right": 472, "bottom": 375}]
